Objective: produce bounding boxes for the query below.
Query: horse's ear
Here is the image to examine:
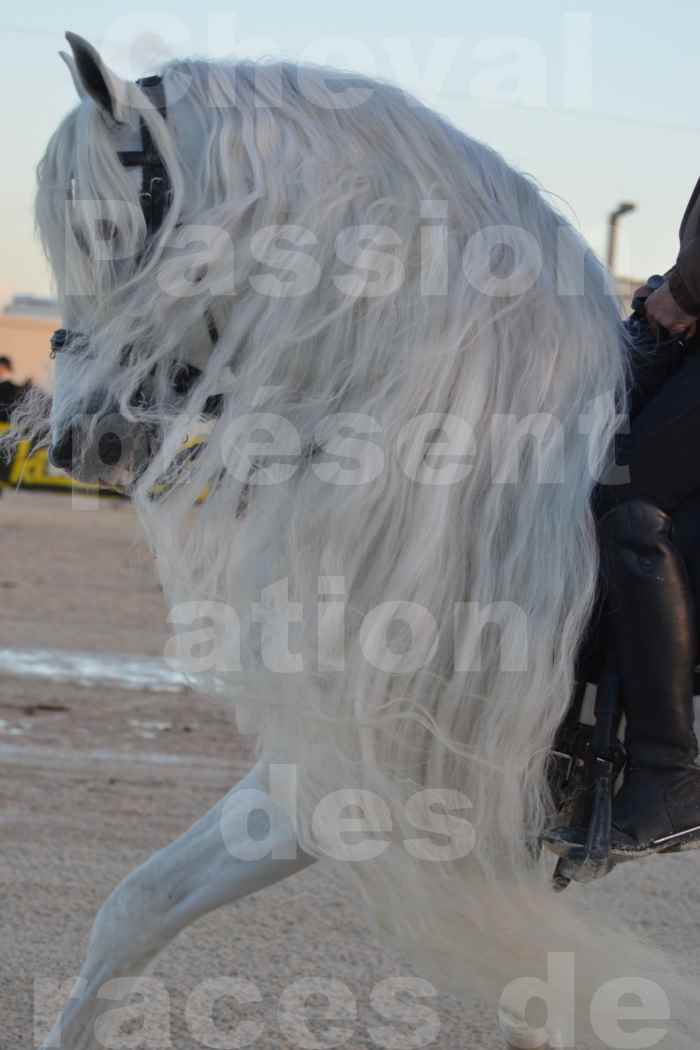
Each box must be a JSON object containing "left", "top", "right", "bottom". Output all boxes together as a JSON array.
[
  {"left": 64, "top": 31, "right": 129, "bottom": 124},
  {"left": 59, "top": 51, "right": 86, "bottom": 100}
]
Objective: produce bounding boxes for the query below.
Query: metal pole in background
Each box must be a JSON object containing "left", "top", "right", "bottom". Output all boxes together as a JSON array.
[{"left": 607, "top": 201, "right": 637, "bottom": 274}]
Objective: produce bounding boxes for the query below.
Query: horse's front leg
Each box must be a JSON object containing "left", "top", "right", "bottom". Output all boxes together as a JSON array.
[{"left": 43, "top": 755, "right": 316, "bottom": 1049}]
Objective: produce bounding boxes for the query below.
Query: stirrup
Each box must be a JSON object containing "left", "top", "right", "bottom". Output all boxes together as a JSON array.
[{"left": 542, "top": 656, "right": 625, "bottom": 890}]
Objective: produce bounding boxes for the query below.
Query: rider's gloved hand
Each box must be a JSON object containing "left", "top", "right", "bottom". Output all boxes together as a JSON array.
[
  {"left": 632, "top": 275, "right": 665, "bottom": 314},
  {"left": 644, "top": 279, "right": 698, "bottom": 337},
  {"left": 632, "top": 282, "right": 655, "bottom": 302},
  {"left": 625, "top": 275, "right": 692, "bottom": 422}
]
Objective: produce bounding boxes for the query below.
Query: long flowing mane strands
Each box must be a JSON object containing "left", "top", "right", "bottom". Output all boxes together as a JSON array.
[{"left": 32, "top": 55, "right": 700, "bottom": 1044}]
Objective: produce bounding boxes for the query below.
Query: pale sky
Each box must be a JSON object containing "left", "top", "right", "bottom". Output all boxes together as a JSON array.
[{"left": 2, "top": 0, "right": 699, "bottom": 304}]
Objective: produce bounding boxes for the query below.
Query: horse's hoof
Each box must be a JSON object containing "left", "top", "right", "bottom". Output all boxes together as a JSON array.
[{"left": 499, "top": 1006, "right": 550, "bottom": 1048}]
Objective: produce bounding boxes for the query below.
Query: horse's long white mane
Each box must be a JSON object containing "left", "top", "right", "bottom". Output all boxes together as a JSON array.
[{"left": 30, "top": 56, "right": 700, "bottom": 1044}]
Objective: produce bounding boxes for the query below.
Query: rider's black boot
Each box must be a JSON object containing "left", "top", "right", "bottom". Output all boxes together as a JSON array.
[{"left": 601, "top": 498, "right": 700, "bottom": 856}]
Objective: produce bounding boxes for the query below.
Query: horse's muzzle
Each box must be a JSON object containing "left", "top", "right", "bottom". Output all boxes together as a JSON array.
[{"left": 50, "top": 425, "right": 126, "bottom": 474}]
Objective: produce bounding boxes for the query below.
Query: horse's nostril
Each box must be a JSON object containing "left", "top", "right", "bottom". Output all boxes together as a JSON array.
[
  {"left": 98, "top": 432, "right": 124, "bottom": 467},
  {"left": 49, "top": 428, "right": 75, "bottom": 471}
]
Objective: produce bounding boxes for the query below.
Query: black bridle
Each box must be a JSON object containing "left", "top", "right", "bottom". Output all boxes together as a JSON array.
[
  {"left": 51, "top": 74, "right": 221, "bottom": 416},
  {"left": 115, "top": 74, "right": 172, "bottom": 241}
]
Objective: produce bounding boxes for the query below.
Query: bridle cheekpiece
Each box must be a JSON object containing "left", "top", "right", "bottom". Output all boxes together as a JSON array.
[{"left": 115, "top": 75, "right": 172, "bottom": 241}]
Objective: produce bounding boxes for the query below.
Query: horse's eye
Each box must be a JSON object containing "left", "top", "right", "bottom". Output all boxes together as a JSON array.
[
  {"left": 71, "top": 220, "right": 117, "bottom": 258},
  {"left": 95, "top": 220, "right": 118, "bottom": 242}
]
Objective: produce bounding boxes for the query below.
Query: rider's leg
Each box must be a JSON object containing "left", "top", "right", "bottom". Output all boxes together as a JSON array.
[
  {"left": 667, "top": 491, "right": 700, "bottom": 616},
  {"left": 598, "top": 498, "right": 700, "bottom": 853},
  {"left": 593, "top": 347, "right": 700, "bottom": 853},
  {"left": 545, "top": 347, "right": 700, "bottom": 856},
  {"left": 626, "top": 346, "right": 700, "bottom": 511}
]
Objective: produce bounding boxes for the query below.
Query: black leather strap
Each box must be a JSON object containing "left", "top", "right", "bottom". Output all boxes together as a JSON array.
[{"left": 117, "top": 75, "right": 171, "bottom": 238}]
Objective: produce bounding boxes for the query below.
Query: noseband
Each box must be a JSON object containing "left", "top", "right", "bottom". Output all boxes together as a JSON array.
[{"left": 50, "top": 74, "right": 221, "bottom": 416}]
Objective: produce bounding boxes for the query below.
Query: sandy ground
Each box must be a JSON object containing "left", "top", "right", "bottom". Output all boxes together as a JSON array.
[
  {"left": 1, "top": 490, "right": 500, "bottom": 1049},
  {"left": 3, "top": 489, "right": 700, "bottom": 1050}
]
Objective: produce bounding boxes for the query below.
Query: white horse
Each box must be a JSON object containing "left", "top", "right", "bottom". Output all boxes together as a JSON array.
[{"left": 19, "top": 31, "right": 700, "bottom": 1049}]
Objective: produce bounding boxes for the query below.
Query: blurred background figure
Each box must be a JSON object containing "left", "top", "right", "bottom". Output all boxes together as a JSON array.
[{"left": 0, "top": 356, "right": 27, "bottom": 423}]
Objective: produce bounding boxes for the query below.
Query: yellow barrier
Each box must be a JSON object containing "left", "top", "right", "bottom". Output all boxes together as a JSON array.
[{"left": 0, "top": 422, "right": 123, "bottom": 497}]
